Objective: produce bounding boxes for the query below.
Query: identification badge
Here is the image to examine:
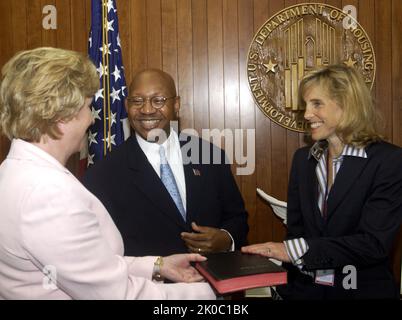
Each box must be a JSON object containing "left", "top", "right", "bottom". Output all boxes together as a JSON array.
[{"left": 315, "top": 269, "right": 335, "bottom": 286}]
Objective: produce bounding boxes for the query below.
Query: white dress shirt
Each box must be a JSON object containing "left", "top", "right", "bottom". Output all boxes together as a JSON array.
[
  {"left": 137, "top": 130, "right": 235, "bottom": 250},
  {"left": 136, "top": 129, "right": 187, "bottom": 210}
]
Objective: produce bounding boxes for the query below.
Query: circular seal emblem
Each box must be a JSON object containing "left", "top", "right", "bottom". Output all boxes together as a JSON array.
[{"left": 247, "top": 3, "right": 376, "bottom": 132}]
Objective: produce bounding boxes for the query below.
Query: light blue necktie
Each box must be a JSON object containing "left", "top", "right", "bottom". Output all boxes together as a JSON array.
[{"left": 159, "top": 146, "right": 186, "bottom": 221}]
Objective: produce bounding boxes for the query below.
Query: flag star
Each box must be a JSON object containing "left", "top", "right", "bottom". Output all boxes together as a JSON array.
[
  {"left": 89, "top": 34, "right": 92, "bottom": 48},
  {"left": 88, "top": 131, "right": 98, "bottom": 146},
  {"left": 112, "top": 66, "right": 121, "bottom": 81},
  {"left": 110, "top": 87, "right": 121, "bottom": 103},
  {"left": 117, "top": 34, "right": 121, "bottom": 47},
  {"left": 99, "top": 43, "right": 111, "bottom": 55},
  {"left": 87, "top": 154, "right": 95, "bottom": 166},
  {"left": 96, "top": 63, "right": 103, "bottom": 77},
  {"left": 95, "top": 88, "right": 104, "bottom": 102},
  {"left": 106, "top": 0, "right": 114, "bottom": 13},
  {"left": 96, "top": 63, "right": 108, "bottom": 78},
  {"left": 110, "top": 112, "right": 117, "bottom": 126},
  {"left": 102, "top": 133, "right": 116, "bottom": 148},
  {"left": 91, "top": 107, "right": 102, "bottom": 121},
  {"left": 106, "top": 113, "right": 117, "bottom": 126},
  {"left": 105, "top": 19, "right": 115, "bottom": 32},
  {"left": 121, "top": 86, "right": 127, "bottom": 97}
]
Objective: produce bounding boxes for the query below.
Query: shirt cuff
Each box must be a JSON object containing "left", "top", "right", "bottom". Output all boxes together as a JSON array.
[
  {"left": 220, "top": 229, "right": 235, "bottom": 251},
  {"left": 283, "top": 238, "right": 309, "bottom": 266}
]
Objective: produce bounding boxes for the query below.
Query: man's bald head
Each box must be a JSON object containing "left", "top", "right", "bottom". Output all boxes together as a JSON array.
[{"left": 129, "top": 69, "right": 176, "bottom": 97}]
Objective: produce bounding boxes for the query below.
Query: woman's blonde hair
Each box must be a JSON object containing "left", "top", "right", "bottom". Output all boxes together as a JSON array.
[
  {"left": 0, "top": 47, "right": 99, "bottom": 142},
  {"left": 298, "top": 64, "right": 383, "bottom": 147}
]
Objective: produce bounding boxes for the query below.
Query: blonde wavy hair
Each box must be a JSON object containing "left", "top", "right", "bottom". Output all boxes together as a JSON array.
[
  {"left": 0, "top": 47, "right": 99, "bottom": 142},
  {"left": 298, "top": 64, "right": 383, "bottom": 147}
]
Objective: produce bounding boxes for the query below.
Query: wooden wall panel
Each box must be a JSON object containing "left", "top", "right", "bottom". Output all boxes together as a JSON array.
[
  {"left": 130, "top": 0, "right": 147, "bottom": 74},
  {"left": 253, "top": 0, "right": 277, "bottom": 244},
  {"left": 207, "top": 0, "right": 225, "bottom": 132},
  {"left": 56, "top": 0, "right": 72, "bottom": 49},
  {"left": 117, "top": 0, "right": 131, "bottom": 84},
  {"left": 223, "top": 0, "right": 240, "bottom": 186},
  {"left": 146, "top": 0, "right": 162, "bottom": 69},
  {"left": 0, "top": 0, "right": 401, "bottom": 284},
  {"left": 268, "top": 0, "right": 288, "bottom": 242},
  {"left": 162, "top": 0, "right": 178, "bottom": 83},
  {"left": 27, "top": 0, "right": 43, "bottom": 49},
  {"left": 71, "top": 0, "right": 88, "bottom": 54},
  {"left": 375, "top": 0, "right": 393, "bottom": 140},
  {"left": 176, "top": 0, "right": 194, "bottom": 130},
  {"left": 238, "top": 0, "right": 257, "bottom": 245},
  {"left": 11, "top": 0, "right": 28, "bottom": 53},
  {"left": 192, "top": 0, "right": 209, "bottom": 133}
]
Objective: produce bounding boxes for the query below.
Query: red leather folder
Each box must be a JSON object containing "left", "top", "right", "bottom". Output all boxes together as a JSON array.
[{"left": 195, "top": 251, "right": 287, "bottom": 294}]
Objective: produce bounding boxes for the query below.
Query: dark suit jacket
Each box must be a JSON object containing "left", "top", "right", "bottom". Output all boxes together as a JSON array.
[
  {"left": 82, "top": 134, "right": 248, "bottom": 256},
  {"left": 277, "top": 141, "right": 402, "bottom": 300}
]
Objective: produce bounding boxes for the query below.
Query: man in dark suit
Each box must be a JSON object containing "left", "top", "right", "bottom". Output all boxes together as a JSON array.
[{"left": 83, "top": 68, "right": 248, "bottom": 257}]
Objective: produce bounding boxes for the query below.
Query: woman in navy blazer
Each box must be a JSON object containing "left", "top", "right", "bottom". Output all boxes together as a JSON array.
[{"left": 242, "top": 65, "right": 402, "bottom": 299}]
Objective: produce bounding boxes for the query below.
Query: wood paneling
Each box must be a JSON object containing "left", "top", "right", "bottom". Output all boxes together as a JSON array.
[
  {"left": 192, "top": 0, "right": 209, "bottom": 133},
  {"left": 207, "top": 0, "right": 224, "bottom": 132},
  {"left": 0, "top": 0, "right": 401, "bottom": 284},
  {"left": 375, "top": 0, "right": 393, "bottom": 140},
  {"left": 162, "top": 0, "right": 178, "bottom": 82},
  {"left": 253, "top": 0, "right": 273, "bottom": 244},
  {"left": 238, "top": 0, "right": 257, "bottom": 244},
  {"left": 147, "top": 0, "right": 163, "bottom": 68},
  {"left": 176, "top": 0, "right": 194, "bottom": 130}
]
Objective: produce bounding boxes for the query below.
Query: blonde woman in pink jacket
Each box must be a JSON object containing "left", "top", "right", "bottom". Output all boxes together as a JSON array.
[{"left": 0, "top": 47, "right": 215, "bottom": 300}]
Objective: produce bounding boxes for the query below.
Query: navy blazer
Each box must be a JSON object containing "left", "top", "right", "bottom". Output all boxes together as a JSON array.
[
  {"left": 277, "top": 141, "right": 402, "bottom": 299},
  {"left": 82, "top": 135, "right": 249, "bottom": 256}
]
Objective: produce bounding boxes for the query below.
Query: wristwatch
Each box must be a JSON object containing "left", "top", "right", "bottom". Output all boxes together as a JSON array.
[{"left": 152, "top": 256, "right": 164, "bottom": 282}]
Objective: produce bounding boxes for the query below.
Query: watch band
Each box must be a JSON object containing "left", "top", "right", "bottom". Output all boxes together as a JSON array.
[{"left": 152, "top": 256, "right": 164, "bottom": 282}]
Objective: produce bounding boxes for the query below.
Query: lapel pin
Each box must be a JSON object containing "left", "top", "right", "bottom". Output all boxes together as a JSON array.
[{"left": 193, "top": 169, "right": 201, "bottom": 176}]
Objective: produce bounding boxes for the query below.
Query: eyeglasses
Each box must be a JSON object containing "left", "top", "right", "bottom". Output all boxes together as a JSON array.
[{"left": 126, "top": 96, "right": 176, "bottom": 109}]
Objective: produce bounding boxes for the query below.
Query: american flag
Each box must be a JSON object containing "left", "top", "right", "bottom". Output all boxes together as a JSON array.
[{"left": 83, "top": 0, "right": 130, "bottom": 170}]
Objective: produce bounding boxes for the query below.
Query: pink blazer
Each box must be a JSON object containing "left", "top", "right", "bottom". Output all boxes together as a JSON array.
[{"left": 0, "top": 139, "right": 215, "bottom": 300}]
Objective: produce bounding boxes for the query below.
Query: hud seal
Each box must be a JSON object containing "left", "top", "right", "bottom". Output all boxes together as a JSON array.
[{"left": 247, "top": 3, "right": 376, "bottom": 132}]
